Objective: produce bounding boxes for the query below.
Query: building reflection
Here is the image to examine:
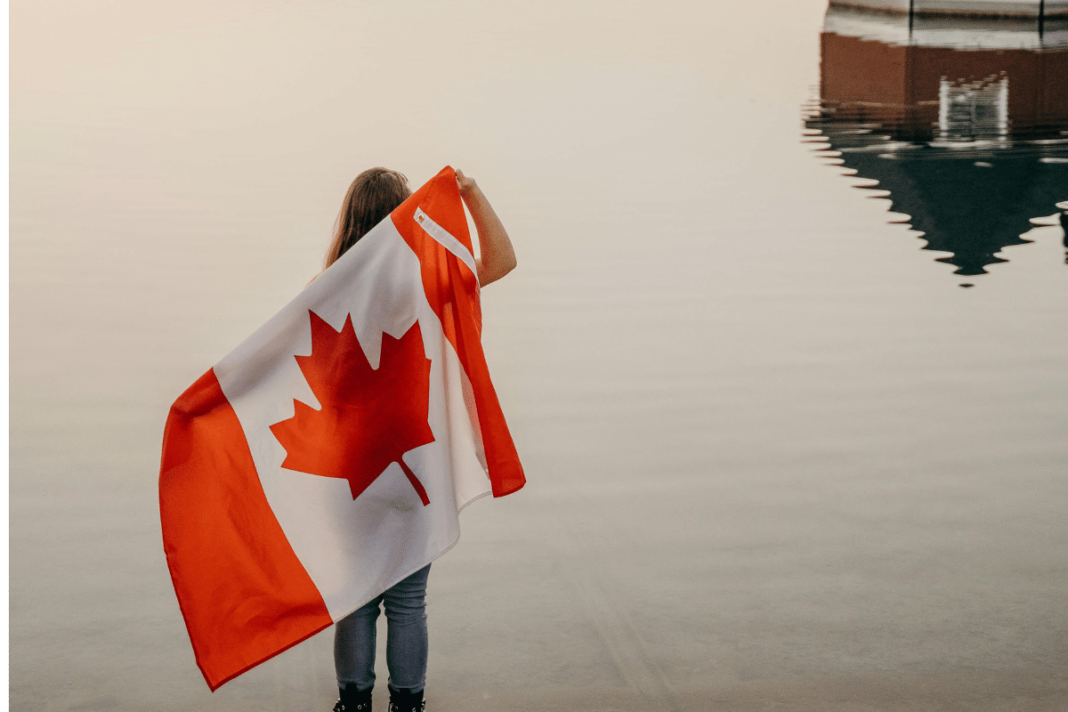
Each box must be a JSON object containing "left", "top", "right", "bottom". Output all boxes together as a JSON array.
[{"left": 805, "top": 4, "right": 1068, "bottom": 276}]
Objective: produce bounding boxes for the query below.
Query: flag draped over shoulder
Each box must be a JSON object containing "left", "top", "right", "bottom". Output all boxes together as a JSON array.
[{"left": 159, "top": 166, "right": 524, "bottom": 691}]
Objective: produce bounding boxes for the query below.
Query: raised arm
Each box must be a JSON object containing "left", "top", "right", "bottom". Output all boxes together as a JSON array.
[{"left": 456, "top": 169, "right": 517, "bottom": 287}]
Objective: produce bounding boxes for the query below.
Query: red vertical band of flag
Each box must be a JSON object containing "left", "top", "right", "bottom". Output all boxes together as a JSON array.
[
  {"left": 391, "top": 167, "right": 526, "bottom": 497},
  {"left": 159, "top": 369, "right": 333, "bottom": 691}
]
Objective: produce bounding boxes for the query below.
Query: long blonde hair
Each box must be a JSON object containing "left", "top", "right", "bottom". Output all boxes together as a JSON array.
[{"left": 325, "top": 167, "right": 412, "bottom": 269}]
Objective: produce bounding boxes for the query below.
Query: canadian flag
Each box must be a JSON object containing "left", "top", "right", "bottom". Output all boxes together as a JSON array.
[{"left": 159, "top": 166, "right": 524, "bottom": 691}]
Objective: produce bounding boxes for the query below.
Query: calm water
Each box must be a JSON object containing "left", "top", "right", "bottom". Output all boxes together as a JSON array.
[{"left": 10, "top": 1, "right": 1068, "bottom": 711}]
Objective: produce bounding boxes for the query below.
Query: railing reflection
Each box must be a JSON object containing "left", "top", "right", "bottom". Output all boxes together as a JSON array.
[{"left": 804, "top": 4, "right": 1068, "bottom": 278}]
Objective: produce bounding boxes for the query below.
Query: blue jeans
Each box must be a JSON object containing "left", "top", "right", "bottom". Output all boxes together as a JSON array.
[{"left": 334, "top": 564, "right": 430, "bottom": 693}]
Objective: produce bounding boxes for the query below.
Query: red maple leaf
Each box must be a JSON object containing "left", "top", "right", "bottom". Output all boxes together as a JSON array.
[{"left": 270, "top": 311, "right": 435, "bottom": 506}]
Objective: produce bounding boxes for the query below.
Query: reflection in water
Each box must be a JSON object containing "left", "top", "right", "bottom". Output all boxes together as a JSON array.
[{"left": 804, "top": 6, "right": 1068, "bottom": 276}]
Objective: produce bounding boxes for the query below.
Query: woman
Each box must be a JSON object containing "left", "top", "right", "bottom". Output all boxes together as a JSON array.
[{"left": 326, "top": 167, "right": 516, "bottom": 712}]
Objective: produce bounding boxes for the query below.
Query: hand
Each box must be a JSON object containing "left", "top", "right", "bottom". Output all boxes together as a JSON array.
[{"left": 455, "top": 168, "right": 478, "bottom": 196}]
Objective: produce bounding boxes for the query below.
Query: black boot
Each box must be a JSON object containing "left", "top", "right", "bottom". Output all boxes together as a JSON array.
[
  {"left": 387, "top": 685, "right": 425, "bottom": 712},
  {"left": 333, "top": 685, "right": 373, "bottom": 712}
]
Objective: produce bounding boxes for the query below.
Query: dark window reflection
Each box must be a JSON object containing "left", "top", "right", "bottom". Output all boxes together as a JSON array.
[{"left": 804, "top": 5, "right": 1068, "bottom": 277}]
